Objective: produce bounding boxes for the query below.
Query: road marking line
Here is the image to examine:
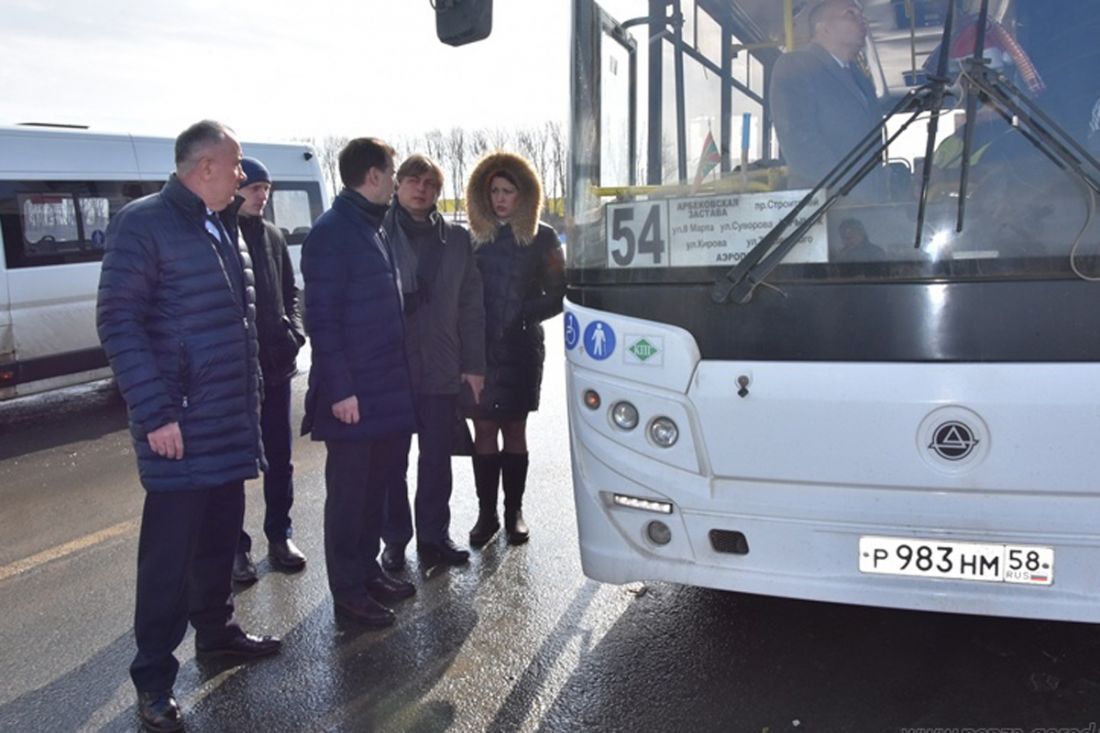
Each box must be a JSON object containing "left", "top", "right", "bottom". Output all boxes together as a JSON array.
[{"left": 0, "top": 518, "right": 139, "bottom": 583}]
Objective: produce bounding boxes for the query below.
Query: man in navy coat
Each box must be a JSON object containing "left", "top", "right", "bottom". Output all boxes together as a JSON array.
[
  {"left": 300, "top": 137, "right": 418, "bottom": 627},
  {"left": 770, "top": 0, "right": 884, "bottom": 198},
  {"left": 97, "top": 120, "right": 281, "bottom": 733}
]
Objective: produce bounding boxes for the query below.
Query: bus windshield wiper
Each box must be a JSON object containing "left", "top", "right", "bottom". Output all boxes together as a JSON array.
[
  {"left": 952, "top": 2, "right": 1100, "bottom": 229},
  {"left": 709, "top": 88, "right": 933, "bottom": 305},
  {"left": 712, "top": 89, "right": 954, "bottom": 303},
  {"left": 711, "top": 1, "right": 959, "bottom": 306}
]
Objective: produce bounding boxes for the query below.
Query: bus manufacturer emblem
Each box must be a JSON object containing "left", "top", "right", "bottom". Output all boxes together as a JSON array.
[{"left": 929, "top": 421, "right": 979, "bottom": 461}]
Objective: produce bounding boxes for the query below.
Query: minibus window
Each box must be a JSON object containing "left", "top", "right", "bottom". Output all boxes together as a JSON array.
[
  {"left": 20, "top": 194, "right": 80, "bottom": 255},
  {"left": 267, "top": 182, "right": 322, "bottom": 245}
]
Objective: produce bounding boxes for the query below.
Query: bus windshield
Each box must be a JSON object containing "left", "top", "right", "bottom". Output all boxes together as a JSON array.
[{"left": 568, "top": 0, "right": 1100, "bottom": 287}]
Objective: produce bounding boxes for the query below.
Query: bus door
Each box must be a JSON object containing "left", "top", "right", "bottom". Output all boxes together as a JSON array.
[{"left": 573, "top": 0, "right": 640, "bottom": 203}]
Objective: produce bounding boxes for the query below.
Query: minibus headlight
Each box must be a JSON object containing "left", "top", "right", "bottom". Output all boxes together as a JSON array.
[
  {"left": 583, "top": 389, "right": 601, "bottom": 409},
  {"left": 611, "top": 401, "right": 639, "bottom": 430},
  {"left": 648, "top": 417, "right": 679, "bottom": 448}
]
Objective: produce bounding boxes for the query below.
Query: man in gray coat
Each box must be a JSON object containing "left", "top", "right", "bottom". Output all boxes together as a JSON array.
[
  {"left": 380, "top": 154, "right": 486, "bottom": 570},
  {"left": 770, "top": 0, "right": 884, "bottom": 197}
]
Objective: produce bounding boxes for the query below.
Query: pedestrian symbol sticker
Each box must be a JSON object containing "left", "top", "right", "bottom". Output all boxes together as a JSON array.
[
  {"left": 583, "top": 321, "right": 615, "bottom": 360},
  {"left": 564, "top": 312, "right": 580, "bottom": 351}
]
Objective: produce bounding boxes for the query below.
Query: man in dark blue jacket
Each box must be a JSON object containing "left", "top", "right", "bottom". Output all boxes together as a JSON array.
[
  {"left": 300, "top": 137, "right": 417, "bottom": 627},
  {"left": 97, "top": 120, "right": 281, "bottom": 733},
  {"left": 227, "top": 157, "right": 308, "bottom": 583}
]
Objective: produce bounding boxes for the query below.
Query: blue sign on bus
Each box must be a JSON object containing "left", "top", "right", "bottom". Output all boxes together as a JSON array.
[
  {"left": 564, "top": 312, "right": 580, "bottom": 351},
  {"left": 583, "top": 320, "right": 615, "bottom": 360}
]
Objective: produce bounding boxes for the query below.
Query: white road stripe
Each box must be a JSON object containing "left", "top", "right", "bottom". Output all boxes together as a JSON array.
[{"left": 0, "top": 518, "right": 139, "bottom": 583}]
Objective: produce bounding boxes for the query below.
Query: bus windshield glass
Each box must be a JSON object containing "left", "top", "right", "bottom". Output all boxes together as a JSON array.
[{"left": 568, "top": 0, "right": 1100, "bottom": 286}]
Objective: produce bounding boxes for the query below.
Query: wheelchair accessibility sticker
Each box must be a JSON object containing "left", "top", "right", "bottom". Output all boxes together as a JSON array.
[
  {"left": 564, "top": 312, "right": 580, "bottom": 351},
  {"left": 583, "top": 321, "right": 615, "bottom": 360}
]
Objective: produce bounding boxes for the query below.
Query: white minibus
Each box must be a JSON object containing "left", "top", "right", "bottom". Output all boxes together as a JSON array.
[{"left": 0, "top": 124, "right": 329, "bottom": 400}]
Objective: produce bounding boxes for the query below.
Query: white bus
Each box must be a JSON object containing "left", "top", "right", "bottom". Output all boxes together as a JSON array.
[
  {"left": 0, "top": 125, "right": 329, "bottom": 400},
  {"left": 556, "top": 0, "right": 1100, "bottom": 623}
]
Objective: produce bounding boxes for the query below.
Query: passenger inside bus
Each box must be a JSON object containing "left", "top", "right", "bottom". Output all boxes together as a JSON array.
[
  {"left": 769, "top": 0, "right": 886, "bottom": 200},
  {"left": 834, "top": 218, "right": 886, "bottom": 262}
]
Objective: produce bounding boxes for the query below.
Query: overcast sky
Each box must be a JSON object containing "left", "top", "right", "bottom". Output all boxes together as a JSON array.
[{"left": 0, "top": 1, "right": 570, "bottom": 143}]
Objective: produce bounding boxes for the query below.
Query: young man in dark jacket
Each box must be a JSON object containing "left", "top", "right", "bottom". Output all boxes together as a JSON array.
[
  {"left": 300, "top": 137, "right": 417, "bottom": 627},
  {"left": 96, "top": 120, "right": 280, "bottom": 733},
  {"left": 227, "top": 157, "right": 307, "bottom": 582},
  {"left": 380, "top": 154, "right": 486, "bottom": 571}
]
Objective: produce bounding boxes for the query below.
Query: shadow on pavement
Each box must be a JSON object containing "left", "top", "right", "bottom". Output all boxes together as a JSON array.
[
  {"left": 0, "top": 630, "right": 134, "bottom": 731},
  {"left": 535, "top": 585, "right": 1100, "bottom": 733},
  {"left": 0, "top": 380, "right": 128, "bottom": 461},
  {"left": 79, "top": 579, "right": 484, "bottom": 731}
]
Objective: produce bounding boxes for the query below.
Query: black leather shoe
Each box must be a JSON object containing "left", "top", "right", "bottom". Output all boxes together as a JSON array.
[
  {"left": 418, "top": 538, "right": 470, "bottom": 567},
  {"left": 196, "top": 632, "right": 281, "bottom": 659},
  {"left": 505, "top": 510, "right": 530, "bottom": 545},
  {"left": 268, "top": 539, "right": 306, "bottom": 572},
  {"left": 232, "top": 551, "right": 258, "bottom": 584},
  {"left": 334, "top": 596, "right": 396, "bottom": 627},
  {"left": 366, "top": 573, "right": 416, "bottom": 603},
  {"left": 468, "top": 512, "right": 501, "bottom": 547},
  {"left": 381, "top": 545, "right": 406, "bottom": 572},
  {"left": 137, "top": 690, "right": 183, "bottom": 732}
]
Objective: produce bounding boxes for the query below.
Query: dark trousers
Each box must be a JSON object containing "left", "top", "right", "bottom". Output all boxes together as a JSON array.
[
  {"left": 382, "top": 394, "right": 457, "bottom": 550},
  {"left": 239, "top": 379, "right": 294, "bottom": 553},
  {"left": 324, "top": 434, "right": 408, "bottom": 601},
  {"left": 130, "top": 481, "right": 245, "bottom": 693}
]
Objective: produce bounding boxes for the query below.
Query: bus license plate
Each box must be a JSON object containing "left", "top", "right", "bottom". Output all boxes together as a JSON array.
[{"left": 859, "top": 536, "right": 1054, "bottom": 585}]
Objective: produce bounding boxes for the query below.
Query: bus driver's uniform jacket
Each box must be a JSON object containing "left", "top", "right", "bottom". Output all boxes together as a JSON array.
[{"left": 96, "top": 174, "right": 263, "bottom": 492}]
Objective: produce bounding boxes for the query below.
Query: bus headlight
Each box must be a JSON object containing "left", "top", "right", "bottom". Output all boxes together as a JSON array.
[
  {"left": 611, "top": 401, "right": 639, "bottom": 430},
  {"left": 648, "top": 417, "right": 679, "bottom": 447}
]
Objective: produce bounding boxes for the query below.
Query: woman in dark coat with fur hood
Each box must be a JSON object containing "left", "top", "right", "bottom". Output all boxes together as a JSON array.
[{"left": 464, "top": 151, "right": 565, "bottom": 546}]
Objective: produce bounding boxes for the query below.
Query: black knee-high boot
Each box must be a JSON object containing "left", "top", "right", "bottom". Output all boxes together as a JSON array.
[
  {"left": 469, "top": 453, "right": 502, "bottom": 547},
  {"left": 501, "top": 452, "right": 530, "bottom": 544}
]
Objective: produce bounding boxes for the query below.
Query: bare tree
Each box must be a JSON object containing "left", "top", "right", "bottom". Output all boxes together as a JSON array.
[
  {"left": 422, "top": 129, "right": 447, "bottom": 166},
  {"left": 295, "top": 135, "right": 349, "bottom": 198},
  {"left": 391, "top": 133, "right": 424, "bottom": 162},
  {"left": 469, "top": 128, "right": 491, "bottom": 164},
  {"left": 516, "top": 125, "right": 552, "bottom": 210},
  {"left": 546, "top": 120, "right": 566, "bottom": 217},
  {"left": 445, "top": 127, "right": 467, "bottom": 220},
  {"left": 487, "top": 127, "right": 512, "bottom": 151}
]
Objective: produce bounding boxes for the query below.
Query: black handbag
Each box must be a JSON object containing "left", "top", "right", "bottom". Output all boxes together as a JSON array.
[{"left": 452, "top": 411, "right": 474, "bottom": 456}]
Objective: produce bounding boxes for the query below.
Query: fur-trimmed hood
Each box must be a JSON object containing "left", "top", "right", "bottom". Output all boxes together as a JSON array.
[{"left": 465, "top": 151, "right": 543, "bottom": 247}]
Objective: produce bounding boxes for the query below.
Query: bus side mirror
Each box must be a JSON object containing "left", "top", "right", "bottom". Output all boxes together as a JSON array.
[{"left": 435, "top": 0, "right": 493, "bottom": 46}]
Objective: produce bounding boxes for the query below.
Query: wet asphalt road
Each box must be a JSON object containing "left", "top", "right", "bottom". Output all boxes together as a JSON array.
[{"left": 1, "top": 316, "right": 1100, "bottom": 732}]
